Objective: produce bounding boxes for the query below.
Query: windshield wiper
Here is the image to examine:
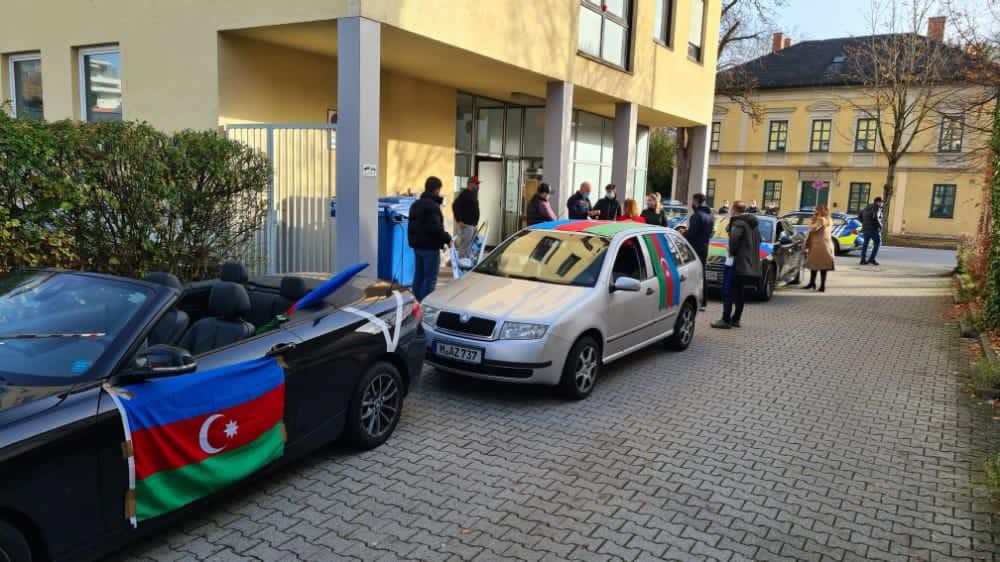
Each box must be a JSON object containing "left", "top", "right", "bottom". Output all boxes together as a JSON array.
[{"left": 0, "top": 332, "right": 106, "bottom": 340}]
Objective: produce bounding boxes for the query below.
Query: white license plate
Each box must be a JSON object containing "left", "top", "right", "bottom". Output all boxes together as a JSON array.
[
  {"left": 706, "top": 270, "right": 722, "bottom": 282},
  {"left": 434, "top": 342, "right": 483, "bottom": 364}
]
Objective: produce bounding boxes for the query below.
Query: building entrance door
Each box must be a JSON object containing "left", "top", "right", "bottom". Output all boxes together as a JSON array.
[
  {"left": 476, "top": 159, "right": 504, "bottom": 246},
  {"left": 800, "top": 181, "right": 830, "bottom": 209}
]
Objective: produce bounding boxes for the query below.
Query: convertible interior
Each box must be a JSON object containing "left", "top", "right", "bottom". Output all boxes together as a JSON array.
[{"left": 144, "top": 262, "right": 310, "bottom": 355}]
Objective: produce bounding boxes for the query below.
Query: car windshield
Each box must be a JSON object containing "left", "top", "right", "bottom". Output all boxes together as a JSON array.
[
  {"left": 712, "top": 216, "right": 775, "bottom": 243},
  {"left": 475, "top": 230, "right": 610, "bottom": 287},
  {"left": 0, "top": 272, "right": 152, "bottom": 378},
  {"left": 663, "top": 206, "right": 688, "bottom": 220}
]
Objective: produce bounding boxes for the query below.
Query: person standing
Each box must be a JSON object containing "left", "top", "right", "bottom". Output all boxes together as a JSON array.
[
  {"left": 717, "top": 199, "right": 730, "bottom": 214},
  {"left": 859, "top": 196, "right": 884, "bottom": 266},
  {"left": 802, "top": 204, "right": 835, "bottom": 292},
  {"left": 526, "top": 183, "right": 557, "bottom": 225},
  {"left": 567, "top": 182, "right": 600, "bottom": 219},
  {"left": 452, "top": 176, "right": 480, "bottom": 259},
  {"left": 747, "top": 199, "right": 760, "bottom": 214},
  {"left": 711, "top": 201, "right": 761, "bottom": 329},
  {"left": 408, "top": 176, "right": 452, "bottom": 301},
  {"left": 617, "top": 199, "right": 645, "bottom": 222},
  {"left": 684, "top": 193, "right": 714, "bottom": 311},
  {"left": 641, "top": 193, "right": 667, "bottom": 226},
  {"left": 594, "top": 184, "right": 622, "bottom": 220}
]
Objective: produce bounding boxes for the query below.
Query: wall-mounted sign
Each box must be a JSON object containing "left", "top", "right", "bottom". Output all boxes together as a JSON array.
[
  {"left": 362, "top": 164, "right": 377, "bottom": 177},
  {"left": 327, "top": 109, "right": 337, "bottom": 150}
]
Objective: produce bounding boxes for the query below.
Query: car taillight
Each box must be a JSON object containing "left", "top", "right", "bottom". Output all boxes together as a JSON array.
[
  {"left": 850, "top": 229, "right": 858, "bottom": 235},
  {"left": 411, "top": 301, "right": 422, "bottom": 323}
]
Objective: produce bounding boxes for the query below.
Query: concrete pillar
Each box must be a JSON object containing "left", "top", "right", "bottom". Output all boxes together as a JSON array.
[
  {"left": 686, "top": 124, "right": 711, "bottom": 201},
  {"left": 611, "top": 102, "right": 638, "bottom": 200},
  {"left": 542, "top": 81, "right": 574, "bottom": 219},
  {"left": 336, "top": 17, "right": 380, "bottom": 274}
]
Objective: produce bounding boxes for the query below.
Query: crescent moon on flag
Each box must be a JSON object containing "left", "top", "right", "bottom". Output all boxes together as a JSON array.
[{"left": 198, "top": 414, "right": 227, "bottom": 455}]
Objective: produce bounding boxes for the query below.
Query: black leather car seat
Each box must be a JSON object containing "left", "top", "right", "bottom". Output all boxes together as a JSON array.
[
  {"left": 220, "top": 261, "right": 249, "bottom": 285},
  {"left": 144, "top": 272, "right": 190, "bottom": 346},
  {"left": 246, "top": 276, "right": 310, "bottom": 328},
  {"left": 179, "top": 282, "right": 255, "bottom": 355}
]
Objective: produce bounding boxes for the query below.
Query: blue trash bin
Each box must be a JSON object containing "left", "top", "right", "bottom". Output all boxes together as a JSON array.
[{"left": 329, "top": 196, "right": 417, "bottom": 286}]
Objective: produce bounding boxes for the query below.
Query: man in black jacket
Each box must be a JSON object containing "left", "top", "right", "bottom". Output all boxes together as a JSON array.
[
  {"left": 712, "top": 201, "right": 762, "bottom": 329},
  {"left": 452, "top": 176, "right": 480, "bottom": 259},
  {"left": 567, "top": 182, "right": 599, "bottom": 219},
  {"left": 408, "top": 176, "right": 452, "bottom": 301},
  {"left": 594, "top": 184, "right": 622, "bottom": 220},
  {"left": 683, "top": 193, "right": 714, "bottom": 311},
  {"left": 859, "top": 197, "right": 884, "bottom": 266}
]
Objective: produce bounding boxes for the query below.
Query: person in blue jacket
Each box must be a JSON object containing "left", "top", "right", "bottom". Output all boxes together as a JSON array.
[{"left": 684, "top": 192, "right": 714, "bottom": 311}]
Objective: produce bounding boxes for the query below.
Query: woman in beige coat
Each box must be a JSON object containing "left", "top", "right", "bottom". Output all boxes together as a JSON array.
[{"left": 802, "top": 204, "right": 835, "bottom": 292}]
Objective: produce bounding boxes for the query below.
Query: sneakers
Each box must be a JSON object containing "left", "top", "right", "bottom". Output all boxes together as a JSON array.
[
  {"left": 869, "top": 259, "right": 880, "bottom": 266},
  {"left": 860, "top": 259, "right": 868, "bottom": 265},
  {"left": 711, "top": 319, "right": 732, "bottom": 330},
  {"left": 699, "top": 305, "right": 707, "bottom": 312},
  {"left": 731, "top": 320, "right": 741, "bottom": 328}
]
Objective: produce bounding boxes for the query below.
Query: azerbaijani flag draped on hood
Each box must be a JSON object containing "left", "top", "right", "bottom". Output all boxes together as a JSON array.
[{"left": 105, "top": 356, "right": 285, "bottom": 525}]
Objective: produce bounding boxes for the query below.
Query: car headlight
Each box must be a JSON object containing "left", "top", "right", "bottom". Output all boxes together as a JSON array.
[
  {"left": 500, "top": 322, "right": 549, "bottom": 340},
  {"left": 421, "top": 304, "right": 441, "bottom": 326}
]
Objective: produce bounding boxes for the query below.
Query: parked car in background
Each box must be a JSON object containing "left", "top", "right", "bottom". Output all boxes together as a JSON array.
[
  {"left": 0, "top": 266, "right": 423, "bottom": 562},
  {"left": 781, "top": 210, "right": 865, "bottom": 255},
  {"left": 662, "top": 203, "right": 690, "bottom": 229},
  {"left": 421, "top": 221, "right": 702, "bottom": 400},
  {"left": 704, "top": 215, "right": 804, "bottom": 301}
]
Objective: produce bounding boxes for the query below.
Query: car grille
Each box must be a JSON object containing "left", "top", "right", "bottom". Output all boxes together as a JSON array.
[{"left": 436, "top": 312, "right": 496, "bottom": 338}]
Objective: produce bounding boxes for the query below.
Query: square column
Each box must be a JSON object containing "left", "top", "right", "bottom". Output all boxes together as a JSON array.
[
  {"left": 336, "top": 17, "right": 381, "bottom": 274},
  {"left": 611, "top": 102, "right": 638, "bottom": 200},
  {"left": 542, "top": 81, "right": 574, "bottom": 218},
  {"left": 684, "top": 125, "right": 711, "bottom": 202}
]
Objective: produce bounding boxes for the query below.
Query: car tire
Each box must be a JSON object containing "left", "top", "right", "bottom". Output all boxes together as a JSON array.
[
  {"left": 665, "top": 301, "right": 696, "bottom": 351},
  {"left": 756, "top": 265, "right": 776, "bottom": 302},
  {"left": 0, "top": 522, "right": 31, "bottom": 562},
  {"left": 559, "top": 335, "right": 601, "bottom": 400},
  {"left": 344, "top": 361, "right": 404, "bottom": 450},
  {"left": 832, "top": 238, "right": 842, "bottom": 255}
]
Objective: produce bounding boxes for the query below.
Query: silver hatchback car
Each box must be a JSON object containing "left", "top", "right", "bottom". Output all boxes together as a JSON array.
[{"left": 422, "top": 220, "right": 703, "bottom": 399}]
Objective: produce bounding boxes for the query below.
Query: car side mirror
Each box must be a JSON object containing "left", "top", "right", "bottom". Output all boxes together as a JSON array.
[
  {"left": 611, "top": 276, "right": 641, "bottom": 293},
  {"left": 117, "top": 345, "right": 196, "bottom": 384},
  {"left": 779, "top": 234, "right": 793, "bottom": 245}
]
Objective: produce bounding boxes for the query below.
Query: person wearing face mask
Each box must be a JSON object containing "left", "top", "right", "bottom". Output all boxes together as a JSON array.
[
  {"left": 594, "top": 184, "right": 622, "bottom": 221},
  {"left": 452, "top": 176, "right": 481, "bottom": 260},
  {"left": 640, "top": 192, "right": 668, "bottom": 226},
  {"left": 526, "top": 183, "right": 557, "bottom": 225},
  {"left": 567, "top": 182, "right": 600, "bottom": 219},
  {"left": 408, "top": 176, "right": 452, "bottom": 301}
]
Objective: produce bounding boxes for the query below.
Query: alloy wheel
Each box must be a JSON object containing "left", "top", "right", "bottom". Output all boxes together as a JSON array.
[
  {"left": 678, "top": 306, "right": 695, "bottom": 346},
  {"left": 574, "top": 345, "right": 598, "bottom": 393},
  {"left": 360, "top": 373, "right": 401, "bottom": 439}
]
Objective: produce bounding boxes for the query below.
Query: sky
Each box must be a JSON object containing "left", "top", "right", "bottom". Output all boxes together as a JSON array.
[{"left": 777, "top": 0, "right": 999, "bottom": 42}]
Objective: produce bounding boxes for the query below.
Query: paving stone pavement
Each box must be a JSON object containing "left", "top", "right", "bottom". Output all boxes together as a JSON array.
[{"left": 115, "top": 249, "right": 1000, "bottom": 561}]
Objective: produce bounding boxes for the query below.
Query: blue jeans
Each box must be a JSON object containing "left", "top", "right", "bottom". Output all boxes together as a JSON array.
[
  {"left": 861, "top": 230, "right": 882, "bottom": 262},
  {"left": 412, "top": 248, "right": 440, "bottom": 301}
]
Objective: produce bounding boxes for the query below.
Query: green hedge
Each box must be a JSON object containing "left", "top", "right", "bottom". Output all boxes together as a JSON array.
[
  {"left": 985, "top": 101, "right": 1000, "bottom": 327},
  {"left": 0, "top": 111, "right": 269, "bottom": 280}
]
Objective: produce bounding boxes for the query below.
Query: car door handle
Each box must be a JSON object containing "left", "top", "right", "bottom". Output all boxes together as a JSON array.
[
  {"left": 646, "top": 288, "right": 654, "bottom": 296},
  {"left": 266, "top": 342, "right": 297, "bottom": 356}
]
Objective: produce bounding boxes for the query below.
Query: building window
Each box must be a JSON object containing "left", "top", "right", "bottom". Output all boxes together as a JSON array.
[
  {"left": 938, "top": 116, "right": 964, "bottom": 153},
  {"left": 578, "top": 0, "right": 632, "bottom": 69},
  {"left": 930, "top": 184, "right": 956, "bottom": 218},
  {"left": 79, "top": 46, "right": 122, "bottom": 122},
  {"left": 767, "top": 121, "right": 788, "bottom": 153},
  {"left": 710, "top": 122, "right": 721, "bottom": 152},
  {"left": 847, "top": 182, "right": 871, "bottom": 214},
  {"left": 854, "top": 118, "right": 877, "bottom": 152},
  {"left": 688, "top": 0, "right": 706, "bottom": 61},
  {"left": 654, "top": 0, "right": 673, "bottom": 45},
  {"left": 809, "top": 119, "right": 831, "bottom": 152},
  {"left": 8, "top": 53, "right": 43, "bottom": 120},
  {"left": 705, "top": 179, "right": 716, "bottom": 208},
  {"left": 763, "top": 180, "right": 782, "bottom": 208}
]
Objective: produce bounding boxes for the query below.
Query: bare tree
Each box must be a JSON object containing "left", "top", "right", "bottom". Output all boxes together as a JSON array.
[{"left": 841, "top": 0, "right": 989, "bottom": 231}]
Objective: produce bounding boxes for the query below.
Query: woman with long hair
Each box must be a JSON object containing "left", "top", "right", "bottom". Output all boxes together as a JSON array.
[
  {"left": 618, "top": 198, "right": 646, "bottom": 223},
  {"left": 802, "top": 204, "right": 835, "bottom": 292},
  {"left": 641, "top": 193, "right": 667, "bottom": 226}
]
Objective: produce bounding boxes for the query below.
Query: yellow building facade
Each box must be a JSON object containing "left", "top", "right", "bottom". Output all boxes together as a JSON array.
[
  {"left": 707, "top": 35, "right": 988, "bottom": 239},
  {"left": 2, "top": 0, "right": 721, "bottom": 271}
]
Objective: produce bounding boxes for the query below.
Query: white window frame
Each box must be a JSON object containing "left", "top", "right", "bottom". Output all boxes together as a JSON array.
[
  {"left": 8, "top": 52, "right": 41, "bottom": 118},
  {"left": 78, "top": 45, "right": 123, "bottom": 122}
]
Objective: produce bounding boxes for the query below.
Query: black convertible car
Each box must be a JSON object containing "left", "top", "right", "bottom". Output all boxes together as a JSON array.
[{"left": 0, "top": 263, "right": 424, "bottom": 562}]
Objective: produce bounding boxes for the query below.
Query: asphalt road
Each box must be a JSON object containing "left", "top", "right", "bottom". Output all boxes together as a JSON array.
[{"left": 117, "top": 247, "right": 998, "bottom": 562}]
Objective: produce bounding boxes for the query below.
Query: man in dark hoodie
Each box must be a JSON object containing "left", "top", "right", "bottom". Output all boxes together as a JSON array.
[
  {"left": 408, "top": 176, "right": 452, "bottom": 301},
  {"left": 683, "top": 193, "right": 714, "bottom": 311},
  {"left": 712, "top": 201, "right": 762, "bottom": 329}
]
